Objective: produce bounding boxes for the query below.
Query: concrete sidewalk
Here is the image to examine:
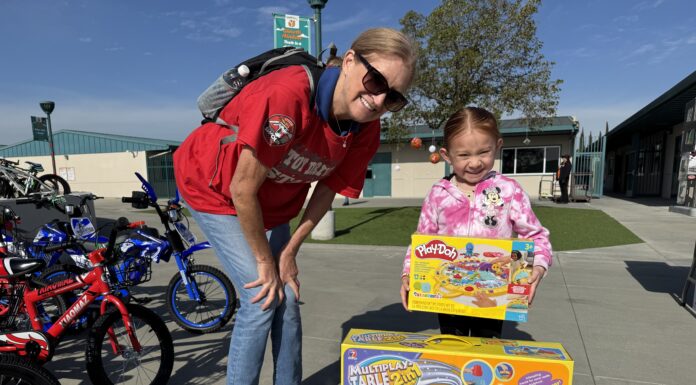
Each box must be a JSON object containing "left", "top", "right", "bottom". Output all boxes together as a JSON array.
[{"left": 45, "top": 195, "right": 696, "bottom": 385}]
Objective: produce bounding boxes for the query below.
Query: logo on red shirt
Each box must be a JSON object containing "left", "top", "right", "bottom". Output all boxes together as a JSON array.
[
  {"left": 414, "top": 240, "right": 458, "bottom": 261},
  {"left": 264, "top": 114, "right": 295, "bottom": 146}
]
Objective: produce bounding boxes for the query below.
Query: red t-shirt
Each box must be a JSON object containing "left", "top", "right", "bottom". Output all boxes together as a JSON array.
[{"left": 174, "top": 66, "right": 380, "bottom": 229}]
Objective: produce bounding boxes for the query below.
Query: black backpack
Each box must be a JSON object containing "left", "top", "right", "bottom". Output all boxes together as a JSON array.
[{"left": 197, "top": 47, "right": 325, "bottom": 127}]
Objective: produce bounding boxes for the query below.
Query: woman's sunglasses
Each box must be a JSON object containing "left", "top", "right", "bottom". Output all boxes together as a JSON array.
[{"left": 355, "top": 53, "right": 409, "bottom": 112}]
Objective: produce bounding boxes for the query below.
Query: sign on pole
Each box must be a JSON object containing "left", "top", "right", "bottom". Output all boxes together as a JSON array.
[
  {"left": 273, "top": 13, "right": 312, "bottom": 53},
  {"left": 31, "top": 116, "right": 48, "bottom": 142}
]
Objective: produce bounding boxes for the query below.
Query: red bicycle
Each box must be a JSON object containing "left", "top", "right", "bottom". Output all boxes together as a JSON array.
[{"left": 0, "top": 217, "right": 174, "bottom": 385}]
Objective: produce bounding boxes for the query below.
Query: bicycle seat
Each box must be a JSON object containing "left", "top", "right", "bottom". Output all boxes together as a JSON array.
[
  {"left": 0, "top": 258, "right": 46, "bottom": 278},
  {"left": 24, "top": 161, "right": 44, "bottom": 173}
]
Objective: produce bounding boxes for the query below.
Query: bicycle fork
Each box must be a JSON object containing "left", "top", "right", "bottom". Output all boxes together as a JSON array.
[
  {"left": 99, "top": 295, "right": 142, "bottom": 354},
  {"left": 173, "top": 253, "right": 203, "bottom": 303}
]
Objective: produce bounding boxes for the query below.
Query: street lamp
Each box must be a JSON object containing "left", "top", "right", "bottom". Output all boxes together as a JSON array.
[
  {"left": 40, "top": 101, "right": 57, "bottom": 175},
  {"left": 307, "top": 0, "right": 328, "bottom": 58}
]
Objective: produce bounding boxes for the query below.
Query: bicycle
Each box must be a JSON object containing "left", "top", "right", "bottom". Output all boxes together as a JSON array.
[
  {"left": 0, "top": 217, "right": 174, "bottom": 385},
  {"left": 0, "top": 158, "right": 70, "bottom": 198},
  {"left": 122, "top": 172, "right": 236, "bottom": 334},
  {"left": 2, "top": 195, "right": 145, "bottom": 331},
  {"left": 0, "top": 354, "right": 61, "bottom": 385}
]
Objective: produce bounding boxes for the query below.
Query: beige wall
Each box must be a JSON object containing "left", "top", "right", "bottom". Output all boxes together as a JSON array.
[
  {"left": 377, "top": 133, "right": 574, "bottom": 200},
  {"left": 7, "top": 153, "right": 147, "bottom": 197}
]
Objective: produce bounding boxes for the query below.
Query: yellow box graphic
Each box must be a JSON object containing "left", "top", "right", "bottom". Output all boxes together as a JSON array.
[
  {"left": 341, "top": 329, "right": 573, "bottom": 385},
  {"left": 408, "top": 234, "right": 534, "bottom": 321}
]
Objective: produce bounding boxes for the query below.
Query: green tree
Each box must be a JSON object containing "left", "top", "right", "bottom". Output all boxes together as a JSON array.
[{"left": 385, "top": 0, "right": 562, "bottom": 136}]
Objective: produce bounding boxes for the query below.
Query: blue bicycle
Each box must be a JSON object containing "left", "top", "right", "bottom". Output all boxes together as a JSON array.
[{"left": 120, "top": 172, "right": 236, "bottom": 334}]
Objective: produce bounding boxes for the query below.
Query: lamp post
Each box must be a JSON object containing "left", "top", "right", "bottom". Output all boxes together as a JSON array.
[
  {"left": 40, "top": 101, "right": 57, "bottom": 175},
  {"left": 307, "top": 0, "right": 328, "bottom": 57}
]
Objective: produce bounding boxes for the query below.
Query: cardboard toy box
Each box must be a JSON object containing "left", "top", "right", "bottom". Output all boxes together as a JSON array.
[
  {"left": 341, "top": 329, "right": 573, "bottom": 385},
  {"left": 408, "top": 234, "right": 534, "bottom": 322}
]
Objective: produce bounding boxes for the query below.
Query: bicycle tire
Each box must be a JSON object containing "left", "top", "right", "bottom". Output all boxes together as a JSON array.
[
  {"left": 0, "top": 354, "right": 61, "bottom": 385},
  {"left": 85, "top": 304, "right": 174, "bottom": 385},
  {"left": 37, "top": 174, "right": 71, "bottom": 195},
  {"left": 165, "top": 264, "right": 236, "bottom": 334},
  {"left": 38, "top": 264, "right": 91, "bottom": 333},
  {"left": 3, "top": 277, "right": 68, "bottom": 334}
]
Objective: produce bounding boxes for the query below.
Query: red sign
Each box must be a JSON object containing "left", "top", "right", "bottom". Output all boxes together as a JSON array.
[{"left": 414, "top": 240, "right": 458, "bottom": 261}]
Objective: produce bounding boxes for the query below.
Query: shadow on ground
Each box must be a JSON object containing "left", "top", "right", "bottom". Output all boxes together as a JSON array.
[
  {"left": 624, "top": 260, "right": 690, "bottom": 295},
  {"left": 303, "top": 302, "right": 436, "bottom": 385}
]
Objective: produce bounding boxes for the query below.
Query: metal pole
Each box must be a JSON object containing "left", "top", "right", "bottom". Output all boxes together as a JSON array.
[
  {"left": 45, "top": 111, "right": 57, "bottom": 175},
  {"left": 307, "top": 0, "right": 328, "bottom": 57},
  {"left": 314, "top": 8, "right": 322, "bottom": 57}
]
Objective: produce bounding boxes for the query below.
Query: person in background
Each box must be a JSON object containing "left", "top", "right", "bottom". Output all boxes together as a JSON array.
[
  {"left": 399, "top": 106, "right": 552, "bottom": 338},
  {"left": 174, "top": 28, "right": 416, "bottom": 385},
  {"left": 557, "top": 154, "right": 572, "bottom": 204}
]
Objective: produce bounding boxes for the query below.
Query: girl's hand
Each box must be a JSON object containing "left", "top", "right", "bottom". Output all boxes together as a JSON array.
[
  {"left": 472, "top": 292, "right": 497, "bottom": 308},
  {"left": 400, "top": 276, "right": 410, "bottom": 311},
  {"left": 527, "top": 265, "right": 547, "bottom": 306}
]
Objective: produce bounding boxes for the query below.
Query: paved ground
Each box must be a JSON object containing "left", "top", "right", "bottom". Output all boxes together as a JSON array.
[{"left": 37, "top": 194, "right": 696, "bottom": 384}]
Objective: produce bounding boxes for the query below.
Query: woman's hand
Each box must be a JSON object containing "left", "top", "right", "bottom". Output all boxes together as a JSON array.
[
  {"left": 400, "top": 276, "right": 410, "bottom": 311},
  {"left": 244, "top": 261, "right": 284, "bottom": 311},
  {"left": 527, "top": 265, "right": 546, "bottom": 306},
  {"left": 278, "top": 247, "right": 300, "bottom": 301}
]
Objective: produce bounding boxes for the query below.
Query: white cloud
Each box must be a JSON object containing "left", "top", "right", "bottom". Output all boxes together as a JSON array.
[
  {"left": 633, "top": 0, "right": 665, "bottom": 11},
  {"left": 323, "top": 11, "right": 372, "bottom": 32},
  {"left": 556, "top": 103, "right": 646, "bottom": 136},
  {"left": 631, "top": 43, "right": 655, "bottom": 55},
  {"left": 0, "top": 100, "right": 199, "bottom": 146},
  {"left": 78, "top": 37, "right": 92, "bottom": 43},
  {"left": 104, "top": 46, "right": 124, "bottom": 52},
  {"left": 612, "top": 15, "right": 639, "bottom": 25}
]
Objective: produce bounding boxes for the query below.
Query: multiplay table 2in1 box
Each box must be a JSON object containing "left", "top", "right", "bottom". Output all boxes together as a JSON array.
[
  {"left": 408, "top": 234, "right": 534, "bottom": 322},
  {"left": 341, "top": 329, "right": 573, "bottom": 385}
]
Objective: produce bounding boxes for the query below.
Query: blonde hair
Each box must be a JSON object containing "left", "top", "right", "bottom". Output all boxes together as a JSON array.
[
  {"left": 443, "top": 107, "right": 500, "bottom": 149},
  {"left": 326, "top": 55, "right": 342, "bottom": 67},
  {"left": 350, "top": 28, "right": 417, "bottom": 87}
]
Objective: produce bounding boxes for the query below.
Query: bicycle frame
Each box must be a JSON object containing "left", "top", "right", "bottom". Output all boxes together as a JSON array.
[
  {"left": 0, "top": 159, "right": 59, "bottom": 198},
  {"left": 0, "top": 244, "right": 139, "bottom": 363},
  {"left": 126, "top": 172, "right": 211, "bottom": 301}
]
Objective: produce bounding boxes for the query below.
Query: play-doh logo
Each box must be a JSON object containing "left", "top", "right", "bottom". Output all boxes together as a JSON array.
[
  {"left": 346, "top": 356, "right": 422, "bottom": 385},
  {"left": 350, "top": 332, "right": 406, "bottom": 345},
  {"left": 414, "top": 240, "right": 458, "bottom": 261}
]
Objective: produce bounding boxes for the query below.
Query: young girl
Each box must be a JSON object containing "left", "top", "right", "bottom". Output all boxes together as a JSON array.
[{"left": 400, "top": 106, "right": 552, "bottom": 338}]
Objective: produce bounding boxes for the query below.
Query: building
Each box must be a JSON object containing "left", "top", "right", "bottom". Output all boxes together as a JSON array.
[
  {"left": 1, "top": 116, "right": 578, "bottom": 201},
  {"left": 0, "top": 130, "right": 180, "bottom": 198},
  {"left": 364, "top": 116, "right": 579, "bottom": 199},
  {"left": 605, "top": 70, "right": 696, "bottom": 213}
]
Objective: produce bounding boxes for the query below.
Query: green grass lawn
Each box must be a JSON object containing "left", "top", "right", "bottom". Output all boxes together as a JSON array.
[{"left": 291, "top": 206, "right": 643, "bottom": 251}]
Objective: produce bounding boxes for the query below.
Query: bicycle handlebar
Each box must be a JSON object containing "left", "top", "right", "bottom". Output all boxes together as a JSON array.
[
  {"left": 15, "top": 197, "right": 35, "bottom": 205},
  {"left": 103, "top": 217, "right": 130, "bottom": 263},
  {"left": 43, "top": 243, "right": 78, "bottom": 253}
]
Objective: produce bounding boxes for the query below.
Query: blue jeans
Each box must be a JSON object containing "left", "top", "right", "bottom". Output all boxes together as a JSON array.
[{"left": 189, "top": 208, "right": 302, "bottom": 385}]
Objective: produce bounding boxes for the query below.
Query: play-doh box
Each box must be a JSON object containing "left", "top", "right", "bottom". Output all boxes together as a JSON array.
[
  {"left": 408, "top": 234, "right": 534, "bottom": 322},
  {"left": 341, "top": 329, "right": 573, "bottom": 385}
]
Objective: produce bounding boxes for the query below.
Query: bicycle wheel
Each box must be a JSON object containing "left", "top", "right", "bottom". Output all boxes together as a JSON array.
[
  {"left": 166, "top": 264, "right": 236, "bottom": 334},
  {"left": 0, "top": 354, "right": 61, "bottom": 385},
  {"left": 38, "top": 264, "right": 91, "bottom": 332},
  {"left": 86, "top": 304, "right": 173, "bottom": 385},
  {"left": 37, "top": 174, "right": 71, "bottom": 195}
]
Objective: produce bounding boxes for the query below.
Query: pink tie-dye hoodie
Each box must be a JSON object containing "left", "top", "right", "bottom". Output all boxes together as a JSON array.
[{"left": 402, "top": 171, "right": 552, "bottom": 277}]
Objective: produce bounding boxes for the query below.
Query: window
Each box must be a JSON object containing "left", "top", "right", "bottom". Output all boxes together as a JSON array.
[{"left": 501, "top": 146, "right": 561, "bottom": 174}]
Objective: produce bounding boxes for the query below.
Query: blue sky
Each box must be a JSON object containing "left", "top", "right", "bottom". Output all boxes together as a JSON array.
[{"left": 1, "top": 0, "right": 695, "bottom": 146}]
